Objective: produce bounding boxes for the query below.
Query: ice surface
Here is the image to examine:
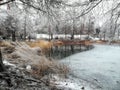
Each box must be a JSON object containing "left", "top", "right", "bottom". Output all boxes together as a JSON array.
[{"left": 61, "top": 45, "right": 120, "bottom": 90}]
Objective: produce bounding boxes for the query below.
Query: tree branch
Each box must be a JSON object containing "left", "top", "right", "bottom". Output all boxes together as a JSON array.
[
  {"left": 0, "top": 0, "right": 15, "bottom": 6},
  {"left": 76, "top": 0, "right": 102, "bottom": 19},
  {"left": 19, "top": 0, "right": 46, "bottom": 13}
]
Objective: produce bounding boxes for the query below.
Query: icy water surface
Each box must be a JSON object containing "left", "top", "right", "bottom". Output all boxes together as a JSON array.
[{"left": 62, "top": 45, "right": 120, "bottom": 90}]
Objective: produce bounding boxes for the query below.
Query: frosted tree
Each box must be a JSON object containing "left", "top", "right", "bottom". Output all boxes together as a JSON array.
[{"left": 0, "top": 0, "right": 65, "bottom": 72}]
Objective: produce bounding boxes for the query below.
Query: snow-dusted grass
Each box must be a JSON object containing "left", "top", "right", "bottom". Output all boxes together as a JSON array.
[{"left": 2, "top": 41, "right": 69, "bottom": 81}]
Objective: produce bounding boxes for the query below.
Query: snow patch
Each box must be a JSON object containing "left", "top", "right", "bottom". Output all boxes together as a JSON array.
[
  {"left": 3, "top": 60, "right": 16, "bottom": 67},
  {"left": 51, "top": 75, "right": 94, "bottom": 90}
]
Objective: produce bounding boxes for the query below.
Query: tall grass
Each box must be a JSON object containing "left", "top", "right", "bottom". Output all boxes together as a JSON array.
[{"left": 31, "top": 59, "right": 69, "bottom": 78}]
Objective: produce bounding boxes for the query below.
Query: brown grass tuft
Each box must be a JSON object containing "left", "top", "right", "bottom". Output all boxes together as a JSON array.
[
  {"left": 0, "top": 41, "right": 13, "bottom": 47},
  {"left": 31, "top": 59, "right": 69, "bottom": 78},
  {"left": 26, "top": 40, "right": 52, "bottom": 49}
]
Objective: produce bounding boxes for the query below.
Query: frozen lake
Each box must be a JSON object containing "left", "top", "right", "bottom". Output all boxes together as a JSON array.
[{"left": 62, "top": 45, "right": 120, "bottom": 90}]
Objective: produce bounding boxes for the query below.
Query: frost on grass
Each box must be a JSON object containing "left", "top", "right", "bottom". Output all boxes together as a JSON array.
[
  {"left": 4, "top": 42, "right": 43, "bottom": 66},
  {"left": 2, "top": 41, "right": 69, "bottom": 78}
]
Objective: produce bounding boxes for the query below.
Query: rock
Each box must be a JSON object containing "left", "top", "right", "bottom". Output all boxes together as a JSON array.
[
  {"left": 81, "top": 86, "right": 84, "bottom": 90},
  {"left": 26, "top": 65, "right": 32, "bottom": 71}
]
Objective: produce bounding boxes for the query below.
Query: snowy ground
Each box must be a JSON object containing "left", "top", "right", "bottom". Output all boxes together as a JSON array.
[{"left": 60, "top": 44, "right": 120, "bottom": 90}]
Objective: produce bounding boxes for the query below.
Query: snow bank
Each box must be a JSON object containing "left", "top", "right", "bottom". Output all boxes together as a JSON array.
[
  {"left": 36, "top": 34, "right": 49, "bottom": 39},
  {"left": 36, "top": 34, "right": 90, "bottom": 40},
  {"left": 51, "top": 75, "right": 96, "bottom": 90}
]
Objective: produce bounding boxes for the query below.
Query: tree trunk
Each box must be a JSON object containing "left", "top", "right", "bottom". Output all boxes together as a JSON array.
[
  {"left": 0, "top": 48, "right": 5, "bottom": 72},
  {"left": 12, "top": 30, "right": 16, "bottom": 42}
]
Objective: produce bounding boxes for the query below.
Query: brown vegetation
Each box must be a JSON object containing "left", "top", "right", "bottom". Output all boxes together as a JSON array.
[
  {"left": 26, "top": 40, "right": 64, "bottom": 55},
  {"left": 53, "top": 40, "right": 64, "bottom": 46},
  {"left": 27, "top": 40, "right": 52, "bottom": 49},
  {"left": 0, "top": 41, "right": 13, "bottom": 47},
  {"left": 91, "top": 40, "right": 108, "bottom": 44},
  {"left": 26, "top": 40, "right": 52, "bottom": 54},
  {"left": 31, "top": 59, "right": 69, "bottom": 78},
  {"left": 1, "top": 41, "right": 69, "bottom": 79}
]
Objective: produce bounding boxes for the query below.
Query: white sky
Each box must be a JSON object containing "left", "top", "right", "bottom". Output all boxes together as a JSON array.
[{"left": 92, "top": 0, "right": 120, "bottom": 27}]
